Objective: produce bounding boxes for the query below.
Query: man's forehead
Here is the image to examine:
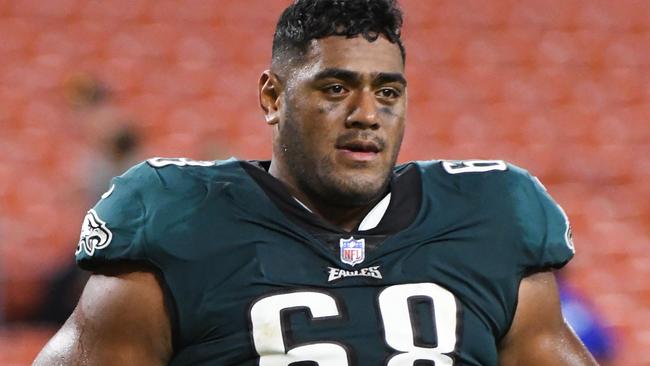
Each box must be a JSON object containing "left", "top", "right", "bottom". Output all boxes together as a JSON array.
[{"left": 301, "top": 35, "right": 405, "bottom": 77}]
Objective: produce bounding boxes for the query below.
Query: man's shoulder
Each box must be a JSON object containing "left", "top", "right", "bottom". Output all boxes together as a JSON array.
[
  {"left": 408, "top": 159, "right": 574, "bottom": 269},
  {"left": 407, "top": 159, "right": 533, "bottom": 187},
  {"left": 97, "top": 157, "right": 251, "bottom": 220},
  {"left": 116, "top": 157, "right": 244, "bottom": 194},
  {"left": 143, "top": 156, "right": 242, "bottom": 182},
  {"left": 76, "top": 157, "right": 250, "bottom": 264},
  {"left": 406, "top": 159, "right": 543, "bottom": 213}
]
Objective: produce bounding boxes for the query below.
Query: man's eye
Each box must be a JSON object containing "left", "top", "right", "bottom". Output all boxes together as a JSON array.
[
  {"left": 325, "top": 85, "right": 347, "bottom": 95},
  {"left": 378, "top": 88, "right": 400, "bottom": 98}
]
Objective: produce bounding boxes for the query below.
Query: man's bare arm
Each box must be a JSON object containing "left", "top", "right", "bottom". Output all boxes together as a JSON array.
[
  {"left": 32, "top": 264, "right": 173, "bottom": 366},
  {"left": 499, "top": 271, "right": 598, "bottom": 366}
]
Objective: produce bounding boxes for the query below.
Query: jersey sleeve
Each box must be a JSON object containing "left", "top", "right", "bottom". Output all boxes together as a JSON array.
[
  {"left": 517, "top": 171, "right": 575, "bottom": 270},
  {"left": 75, "top": 162, "right": 155, "bottom": 270}
]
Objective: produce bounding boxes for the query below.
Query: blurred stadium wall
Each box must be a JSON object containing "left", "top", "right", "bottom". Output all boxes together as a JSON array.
[{"left": 0, "top": 0, "right": 649, "bottom": 364}]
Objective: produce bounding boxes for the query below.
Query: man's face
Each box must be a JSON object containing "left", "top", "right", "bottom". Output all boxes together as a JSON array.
[{"left": 272, "top": 35, "right": 407, "bottom": 207}]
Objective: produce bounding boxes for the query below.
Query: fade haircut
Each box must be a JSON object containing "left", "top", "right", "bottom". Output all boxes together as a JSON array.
[{"left": 272, "top": 0, "right": 405, "bottom": 72}]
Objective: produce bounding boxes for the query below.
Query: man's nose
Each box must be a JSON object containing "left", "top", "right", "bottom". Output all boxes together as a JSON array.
[{"left": 345, "top": 90, "right": 379, "bottom": 129}]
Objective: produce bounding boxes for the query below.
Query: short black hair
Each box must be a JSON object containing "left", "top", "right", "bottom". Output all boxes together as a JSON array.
[{"left": 272, "top": 0, "right": 405, "bottom": 70}]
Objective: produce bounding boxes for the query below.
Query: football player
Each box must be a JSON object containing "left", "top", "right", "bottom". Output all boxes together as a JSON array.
[{"left": 34, "top": 0, "right": 598, "bottom": 365}]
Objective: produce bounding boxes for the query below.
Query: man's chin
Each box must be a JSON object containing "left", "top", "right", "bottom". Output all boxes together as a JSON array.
[{"left": 321, "top": 174, "right": 390, "bottom": 207}]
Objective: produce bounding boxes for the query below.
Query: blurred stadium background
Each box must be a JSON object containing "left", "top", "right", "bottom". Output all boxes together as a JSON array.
[{"left": 1, "top": 0, "right": 649, "bottom": 364}]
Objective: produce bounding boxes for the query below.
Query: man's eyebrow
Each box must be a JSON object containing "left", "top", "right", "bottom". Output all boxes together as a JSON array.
[
  {"left": 373, "top": 72, "right": 407, "bottom": 88},
  {"left": 311, "top": 68, "right": 407, "bottom": 88},
  {"left": 313, "top": 68, "right": 361, "bottom": 84}
]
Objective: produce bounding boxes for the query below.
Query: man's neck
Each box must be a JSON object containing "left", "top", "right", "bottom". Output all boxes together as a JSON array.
[
  {"left": 268, "top": 161, "right": 386, "bottom": 232},
  {"left": 290, "top": 191, "right": 384, "bottom": 233}
]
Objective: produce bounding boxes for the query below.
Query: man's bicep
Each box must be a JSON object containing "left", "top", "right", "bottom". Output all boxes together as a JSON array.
[
  {"left": 33, "top": 265, "right": 173, "bottom": 366},
  {"left": 499, "top": 271, "right": 598, "bottom": 366}
]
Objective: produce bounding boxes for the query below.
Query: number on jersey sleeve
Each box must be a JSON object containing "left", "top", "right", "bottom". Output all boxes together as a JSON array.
[
  {"left": 147, "top": 157, "right": 215, "bottom": 168},
  {"left": 442, "top": 160, "right": 507, "bottom": 174}
]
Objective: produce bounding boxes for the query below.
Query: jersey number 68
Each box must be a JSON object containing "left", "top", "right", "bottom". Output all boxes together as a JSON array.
[{"left": 250, "top": 283, "right": 459, "bottom": 366}]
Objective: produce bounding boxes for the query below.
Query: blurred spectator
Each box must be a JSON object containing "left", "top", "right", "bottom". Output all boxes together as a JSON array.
[
  {"left": 34, "top": 264, "right": 88, "bottom": 325},
  {"left": 88, "top": 125, "right": 141, "bottom": 198},
  {"left": 63, "top": 72, "right": 110, "bottom": 110},
  {"left": 33, "top": 76, "right": 142, "bottom": 325},
  {"left": 63, "top": 73, "right": 143, "bottom": 198},
  {"left": 0, "top": 264, "right": 3, "bottom": 325},
  {"left": 559, "top": 276, "right": 616, "bottom": 365},
  {"left": 0, "top": 219, "right": 3, "bottom": 324}
]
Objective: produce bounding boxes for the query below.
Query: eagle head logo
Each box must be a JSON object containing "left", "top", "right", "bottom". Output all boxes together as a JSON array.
[{"left": 76, "top": 209, "right": 113, "bottom": 256}]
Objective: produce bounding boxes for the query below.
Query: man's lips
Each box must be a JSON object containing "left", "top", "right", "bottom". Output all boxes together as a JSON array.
[
  {"left": 335, "top": 139, "right": 382, "bottom": 153},
  {"left": 335, "top": 139, "right": 383, "bottom": 162}
]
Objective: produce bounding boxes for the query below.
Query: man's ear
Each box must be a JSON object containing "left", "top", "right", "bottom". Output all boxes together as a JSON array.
[{"left": 259, "top": 70, "right": 282, "bottom": 125}]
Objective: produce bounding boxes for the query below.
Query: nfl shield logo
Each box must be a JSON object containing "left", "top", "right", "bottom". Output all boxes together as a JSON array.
[{"left": 339, "top": 237, "right": 365, "bottom": 266}]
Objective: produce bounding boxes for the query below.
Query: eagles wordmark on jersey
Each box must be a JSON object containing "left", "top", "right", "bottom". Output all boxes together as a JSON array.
[{"left": 76, "top": 157, "right": 574, "bottom": 366}]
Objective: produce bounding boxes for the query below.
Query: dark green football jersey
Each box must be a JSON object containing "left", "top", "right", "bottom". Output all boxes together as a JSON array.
[{"left": 76, "top": 157, "right": 574, "bottom": 366}]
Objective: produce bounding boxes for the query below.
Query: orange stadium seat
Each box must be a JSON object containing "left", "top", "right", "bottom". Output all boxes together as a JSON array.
[
  {"left": 210, "top": 0, "right": 288, "bottom": 25},
  {"left": 604, "top": 33, "right": 650, "bottom": 67},
  {"left": 105, "top": 24, "right": 176, "bottom": 62},
  {"left": 147, "top": 0, "right": 219, "bottom": 23},
  {"left": 461, "top": 30, "right": 537, "bottom": 68},
  {"left": 535, "top": 30, "right": 608, "bottom": 66},
  {"left": 99, "top": 58, "right": 148, "bottom": 95},
  {"left": 458, "top": 68, "right": 506, "bottom": 103},
  {"left": 9, "top": 0, "right": 77, "bottom": 19},
  {"left": 120, "top": 92, "right": 172, "bottom": 128},
  {"left": 602, "top": 68, "right": 646, "bottom": 105},
  {"left": 0, "top": 19, "right": 36, "bottom": 58},
  {"left": 431, "top": 0, "right": 511, "bottom": 28},
  {"left": 175, "top": 32, "right": 231, "bottom": 68},
  {"left": 79, "top": 0, "right": 148, "bottom": 21},
  {"left": 405, "top": 28, "right": 468, "bottom": 66},
  {"left": 574, "top": 0, "right": 650, "bottom": 30},
  {"left": 503, "top": 68, "right": 573, "bottom": 107}
]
